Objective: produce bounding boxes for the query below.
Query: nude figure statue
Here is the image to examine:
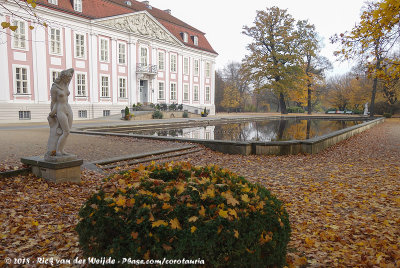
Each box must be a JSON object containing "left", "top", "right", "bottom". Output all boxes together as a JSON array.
[{"left": 45, "top": 68, "right": 74, "bottom": 159}]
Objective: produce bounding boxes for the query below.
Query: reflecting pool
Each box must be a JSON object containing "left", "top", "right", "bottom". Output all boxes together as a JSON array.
[{"left": 129, "top": 119, "right": 367, "bottom": 142}]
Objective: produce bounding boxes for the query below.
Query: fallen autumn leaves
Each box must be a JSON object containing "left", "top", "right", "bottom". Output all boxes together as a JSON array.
[{"left": 0, "top": 119, "right": 399, "bottom": 267}]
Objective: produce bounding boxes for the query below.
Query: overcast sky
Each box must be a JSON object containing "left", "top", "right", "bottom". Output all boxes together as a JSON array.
[{"left": 150, "top": 0, "right": 367, "bottom": 76}]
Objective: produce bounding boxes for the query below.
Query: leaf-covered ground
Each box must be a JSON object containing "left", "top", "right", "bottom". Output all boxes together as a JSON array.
[{"left": 0, "top": 119, "right": 399, "bottom": 267}]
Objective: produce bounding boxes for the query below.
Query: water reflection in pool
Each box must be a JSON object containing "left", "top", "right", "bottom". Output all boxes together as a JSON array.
[{"left": 131, "top": 119, "right": 367, "bottom": 142}]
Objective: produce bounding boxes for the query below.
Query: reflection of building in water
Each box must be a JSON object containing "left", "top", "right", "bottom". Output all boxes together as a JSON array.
[{"left": 182, "top": 126, "right": 215, "bottom": 140}]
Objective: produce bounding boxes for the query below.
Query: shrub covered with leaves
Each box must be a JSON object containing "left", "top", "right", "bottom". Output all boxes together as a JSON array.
[
  {"left": 287, "top": 106, "right": 305, "bottom": 113},
  {"left": 182, "top": 111, "right": 189, "bottom": 118},
  {"left": 152, "top": 110, "right": 163, "bottom": 119},
  {"left": 76, "top": 162, "right": 291, "bottom": 267}
]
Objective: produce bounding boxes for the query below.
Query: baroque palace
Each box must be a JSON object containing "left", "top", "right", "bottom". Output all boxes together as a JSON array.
[{"left": 0, "top": 0, "right": 217, "bottom": 121}]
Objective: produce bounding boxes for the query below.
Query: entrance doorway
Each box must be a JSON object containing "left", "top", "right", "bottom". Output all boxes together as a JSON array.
[{"left": 139, "top": 80, "right": 148, "bottom": 103}]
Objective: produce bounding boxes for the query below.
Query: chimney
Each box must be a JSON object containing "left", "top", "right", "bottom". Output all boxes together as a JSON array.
[
  {"left": 164, "top": 9, "right": 171, "bottom": 14},
  {"left": 142, "top": 1, "right": 149, "bottom": 5}
]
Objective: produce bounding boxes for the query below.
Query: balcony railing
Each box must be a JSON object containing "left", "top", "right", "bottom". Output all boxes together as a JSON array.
[{"left": 136, "top": 63, "right": 158, "bottom": 74}]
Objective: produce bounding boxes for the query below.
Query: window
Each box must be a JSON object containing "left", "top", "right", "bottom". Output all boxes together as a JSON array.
[
  {"left": 182, "top": 32, "right": 188, "bottom": 43},
  {"left": 103, "top": 110, "right": 110, "bottom": 117},
  {"left": 193, "top": 85, "right": 199, "bottom": 101},
  {"left": 184, "top": 57, "right": 189, "bottom": 75},
  {"left": 183, "top": 84, "right": 189, "bottom": 101},
  {"left": 205, "top": 132, "right": 211, "bottom": 140},
  {"left": 74, "top": 0, "right": 82, "bottom": 12},
  {"left": 100, "top": 38, "right": 109, "bottom": 62},
  {"left": 205, "top": 62, "right": 211, "bottom": 78},
  {"left": 158, "top": 82, "right": 165, "bottom": 100},
  {"left": 170, "top": 83, "right": 177, "bottom": 100},
  {"left": 15, "top": 67, "right": 28, "bottom": 94},
  {"left": 13, "top": 21, "right": 26, "bottom": 49},
  {"left": 119, "top": 77, "right": 127, "bottom": 98},
  {"left": 140, "top": 47, "right": 148, "bottom": 65},
  {"left": 101, "top": 76, "right": 110, "bottom": 97},
  {"left": 205, "top": 86, "right": 211, "bottom": 102},
  {"left": 76, "top": 73, "right": 86, "bottom": 96},
  {"left": 50, "top": 28, "right": 61, "bottom": 55},
  {"left": 75, "top": 33, "right": 85, "bottom": 58},
  {"left": 194, "top": 60, "right": 199, "bottom": 76},
  {"left": 170, "top": 54, "right": 177, "bottom": 72},
  {"left": 118, "top": 43, "right": 126, "bottom": 64},
  {"left": 51, "top": 70, "right": 60, "bottom": 83},
  {"left": 48, "top": 0, "right": 58, "bottom": 4},
  {"left": 19, "top": 111, "right": 31, "bottom": 120},
  {"left": 78, "top": 110, "right": 87, "bottom": 118},
  {"left": 192, "top": 35, "right": 198, "bottom": 46},
  {"left": 158, "top": 51, "right": 165, "bottom": 70}
]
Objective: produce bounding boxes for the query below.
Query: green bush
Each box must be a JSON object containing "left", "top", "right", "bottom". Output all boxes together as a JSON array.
[
  {"left": 76, "top": 162, "right": 291, "bottom": 267},
  {"left": 178, "top": 104, "right": 183, "bottom": 111},
  {"left": 152, "top": 110, "right": 163, "bottom": 119},
  {"left": 169, "top": 103, "right": 177, "bottom": 111},
  {"left": 383, "top": 112, "right": 392, "bottom": 118},
  {"left": 124, "top": 106, "right": 131, "bottom": 120},
  {"left": 287, "top": 107, "right": 305, "bottom": 113},
  {"left": 182, "top": 111, "right": 189, "bottom": 118},
  {"left": 353, "top": 109, "right": 363, "bottom": 115}
]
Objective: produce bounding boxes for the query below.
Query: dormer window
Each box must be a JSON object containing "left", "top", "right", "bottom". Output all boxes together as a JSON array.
[
  {"left": 74, "top": 0, "right": 82, "bottom": 12},
  {"left": 192, "top": 35, "right": 198, "bottom": 46},
  {"left": 181, "top": 32, "right": 188, "bottom": 43},
  {"left": 48, "top": 0, "right": 58, "bottom": 5}
]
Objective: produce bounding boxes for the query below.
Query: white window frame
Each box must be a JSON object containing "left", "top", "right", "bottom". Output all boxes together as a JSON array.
[
  {"left": 170, "top": 83, "right": 177, "bottom": 101},
  {"left": 158, "top": 81, "right": 165, "bottom": 100},
  {"left": 100, "top": 37, "right": 109, "bottom": 63},
  {"left": 49, "top": 27, "right": 62, "bottom": 55},
  {"left": 183, "top": 57, "right": 189, "bottom": 75},
  {"left": 49, "top": 68, "right": 61, "bottom": 85},
  {"left": 78, "top": 110, "right": 87, "bottom": 118},
  {"left": 183, "top": 84, "right": 189, "bottom": 102},
  {"left": 48, "top": 0, "right": 58, "bottom": 5},
  {"left": 182, "top": 32, "right": 188, "bottom": 43},
  {"left": 75, "top": 72, "right": 87, "bottom": 97},
  {"left": 118, "top": 77, "right": 127, "bottom": 99},
  {"left": 11, "top": 20, "right": 27, "bottom": 50},
  {"left": 118, "top": 42, "right": 126, "bottom": 65},
  {"left": 100, "top": 75, "right": 110, "bottom": 98},
  {"left": 205, "top": 62, "right": 211, "bottom": 78},
  {"left": 158, "top": 51, "right": 165, "bottom": 71},
  {"left": 140, "top": 46, "right": 148, "bottom": 66},
  {"left": 74, "top": 0, "right": 82, "bottom": 12},
  {"left": 13, "top": 65, "right": 30, "bottom": 95},
  {"left": 193, "top": 85, "right": 199, "bottom": 102},
  {"left": 170, "top": 53, "right": 177, "bottom": 73},
  {"left": 194, "top": 59, "right": 199, "bottom": 76},
  {"left": 205, "top": 86, "right": 211, "bottom": 102},
  {"left": 193, "top": 36, "right": 198, "bottom": 46},
  {"left": 75, "top": 33, "right": 85, "bottom": 59}
]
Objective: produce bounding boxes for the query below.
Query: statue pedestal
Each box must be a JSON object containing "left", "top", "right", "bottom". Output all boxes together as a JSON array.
[{"left": 21, "top": 155, "right": 83, "bottom": 183}]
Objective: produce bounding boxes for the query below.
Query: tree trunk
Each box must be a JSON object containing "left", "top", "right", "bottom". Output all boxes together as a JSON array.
[
  {"left": 370, "top": 76, "right": 378, "bottom": 117},
  {"left": 279, "top": 93, "right": 287, "bottom": 114},
  {"left": 307, "top": 83, "right": 312, "bottom": 114}
]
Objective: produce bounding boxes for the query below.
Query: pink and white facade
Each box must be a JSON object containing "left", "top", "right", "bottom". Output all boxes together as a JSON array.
[{"left": 0, "top": 0, "right": 217, "bottom": 122}]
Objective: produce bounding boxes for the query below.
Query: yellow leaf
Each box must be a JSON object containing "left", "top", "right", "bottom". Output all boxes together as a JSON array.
[
  {"left": 162, "top": 203, "right": 171, "bottom": 210},
  {"left": 190, "top": 226, "right": 197, "bottom": 233},
  {"left": 127, "top": 198, "right": 135, "bottom": 207},
  {"left": 1, "top": 22, "right": 10, "bottom": 29},
  {"left": 31, "top": 220, "right": 39, "bottom": 226},
  {"left": 217, "top": 225, "right": 223, "bottom": 234},
  {"left": 29, "top": 25, "right": 34, "bottom": 30},
  {"left": 143, "top": 250, "right": 150, "bottom": 260},
  {"left": 305, "top": 237, "right": 315, "bottom": 247},
  {"left": 234, "top": 230, "right": 239, "bottom": 238},
  {"left": 170, "top": 218, "right": 182, "bottom": 230},
  {"left": 304, "top": 196, "right": 309, "bottom": 203},
  {"left": 199, "top": 206, "right": 206, "bottom": 217},
  {"left": 218, "top": 209, "right": 229, "bottom": 219},
  {"left": 241, "top": 194, "right": 250, "bottom": 203},
  {"left": 226, "top": 194, "right": 239, "bottom": 206},
  {"left": 131, "top": 232, "right": 139, "bottom": 239},
  {"left": 9, "top": 25, "right": 18, "bottom": 32},
  {"left": 175, "top": 182, "right": 185, "bottom": 195},
  {"left": 152, "top": 220, "right": 168, "bottom": 228},
  {"left": 115, "top": 195, "right": 126, "bottom": 207},
  {"left": 259, "top": 231, "right": 272, "bottom": 245},
  {"left": 31, "top": 2, "right": 36, "bottom": 8},
  {"left": 188, "top": 216, "right": 198, "bottom": 222},
  {"left": 228, "top": 208, "right": 237, "bottom": 218},
  {"left": 242, "top": 187, "right": 251, "bottom": 193},
  {"left": 162, "top": 244, "right": 172, "bottom": 251}
]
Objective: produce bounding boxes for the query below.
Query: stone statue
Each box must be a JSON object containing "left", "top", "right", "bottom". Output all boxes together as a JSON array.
[
  {"left": 363, "top": 102, "right": 369, "bottom": 116},
  {"left": 45, "top": 68, "right": 74, "bottom": 160}
]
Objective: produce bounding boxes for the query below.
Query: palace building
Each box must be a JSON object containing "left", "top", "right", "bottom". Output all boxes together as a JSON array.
[{"left": 0, "top": 0, "right": 217, "bottom": 122}]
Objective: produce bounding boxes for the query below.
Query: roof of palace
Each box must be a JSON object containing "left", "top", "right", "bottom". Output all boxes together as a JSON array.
[{"left": 35, "top": 0, "right": 217, "bottom": 54}]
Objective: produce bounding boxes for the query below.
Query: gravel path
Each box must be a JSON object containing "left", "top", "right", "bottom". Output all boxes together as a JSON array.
[{"left": 0, "top": 128, "right": 189, "bottom": 166}]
